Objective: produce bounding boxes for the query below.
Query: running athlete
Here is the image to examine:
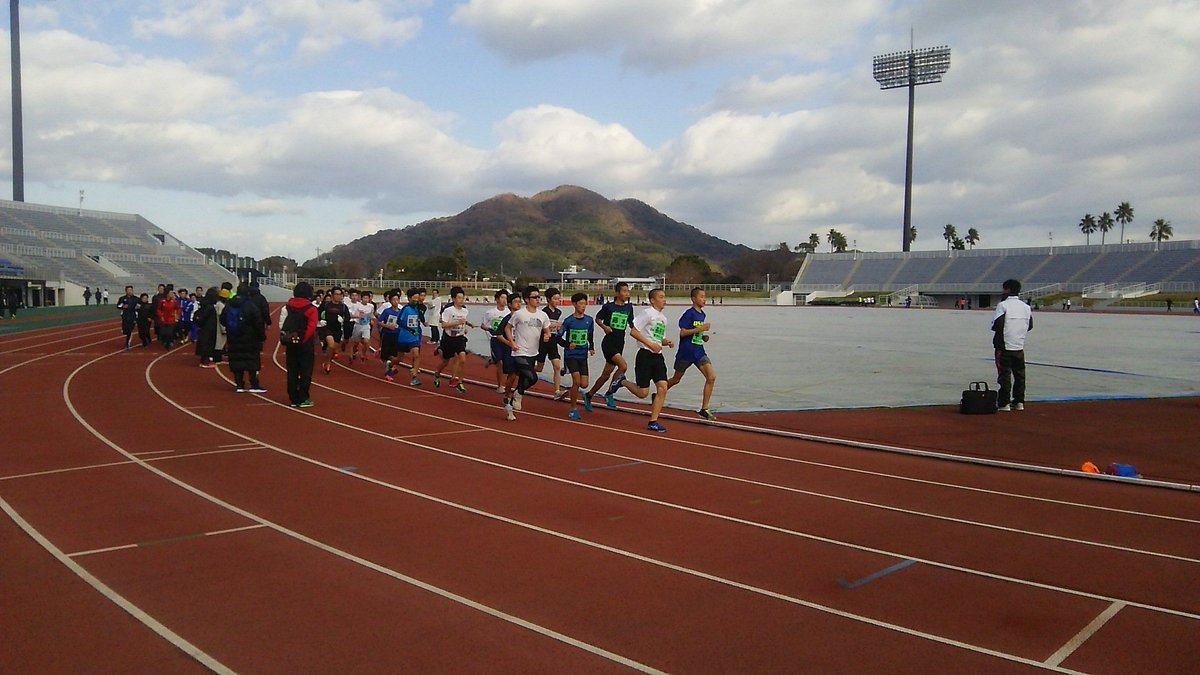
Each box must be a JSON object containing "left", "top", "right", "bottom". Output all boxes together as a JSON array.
[
  {"left": 346, "top": 289, "right": 374, "bottom": 362},
  {"left": 116, "top": 285, "right": 141, "bottom": 351},
  {"left": 176, "top": 288, "right": 195, "bottom": 345},
  {"left": 395, "top": 287, "right": 425, "bottom": 385},
  {"left": 535, "top": 287, "right": 566, "bottom": 399},
  {"left": 374, "top": 292, "right": 403, "bottom": 381},
  {"left": 481, "top": 290, "right": 511, "bottom": 393},
  {"left": 318, "top": 287, "right": 350, "bottom": 375},
  {"left": 495, "top": 294, "right": 522, "bottom": 420},
  {"left": 666, "top": 287, "right": 717, "bottom": 420},
  {"left": 433, "top": 286, "right": 475, "bottom": 393},
  {"left": 585, "top": 282, "right": 641, "bottom": 410},
  {"left": 556, "top": 292, "right": 595, "bottom": 420},
  {"left": 503, "top": 286, "right": 552, "bottom": 420},
  {"left": 607, "top": 288, "right": 674, "bottom": 432}
]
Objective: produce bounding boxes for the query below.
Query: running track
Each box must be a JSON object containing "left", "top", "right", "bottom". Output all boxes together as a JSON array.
[{"left": 2, "top": 317, "right": 1198, "bottom": 673}]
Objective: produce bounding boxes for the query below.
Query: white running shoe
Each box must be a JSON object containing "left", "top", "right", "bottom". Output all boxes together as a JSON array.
[
  {"left": 495, "top": 386, "right": 506, "bottom": 394},
  {"left": 512, "top": 392, "right": 522, "bottom": 410},
  {"left": 1013, "top": 402, "right": 1025, "bottom": 411},
  {"left": 505, "top": 403, "right": 516, "bottom": 421}
]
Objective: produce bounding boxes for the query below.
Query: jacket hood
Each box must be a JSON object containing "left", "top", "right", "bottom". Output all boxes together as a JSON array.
[{"left": 286, "top": 297, "right": 313, "bottom": 310}]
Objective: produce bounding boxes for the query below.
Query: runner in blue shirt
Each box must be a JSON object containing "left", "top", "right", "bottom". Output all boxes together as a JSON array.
[
  {"left": 556, "top": 292, "right": 595, "bottom": 420},
  {"left": 395, "top": 287, "right": 425, "bottom": 385},
  {"left": 666, "top": 287, "right": 717, "bottom": 420}
]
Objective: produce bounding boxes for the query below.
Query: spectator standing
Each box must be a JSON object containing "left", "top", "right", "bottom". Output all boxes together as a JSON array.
[
  {"left": 221, "top": 283, "right": 267, "bottom": 393},
  {"left": 992, "top": 279, "right": 1033, "bottom": 412},
  {"left": 283, "top": 282, "right": 319, "bottom": 407},
  {"left": 194, "top": 288, "right": 219, "bottom": 367},
  {"left": 83, "top": 287, "right": 92, "bottom": 305}
]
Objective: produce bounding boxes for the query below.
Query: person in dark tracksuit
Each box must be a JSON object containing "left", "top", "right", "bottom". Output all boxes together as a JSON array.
[{"left": 283, "top": 282, "right": 319, "bottom": 407}]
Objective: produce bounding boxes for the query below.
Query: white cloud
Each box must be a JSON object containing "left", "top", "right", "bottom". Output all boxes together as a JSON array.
[
  {"left": 222, "top": 199, "right": 304, "bottom": 217},
  {"left": 132, "top": 0, "right": 422, "bottom": 60},
  {"left": 451, "top": 0, "right": 885, "bottom": 68}
]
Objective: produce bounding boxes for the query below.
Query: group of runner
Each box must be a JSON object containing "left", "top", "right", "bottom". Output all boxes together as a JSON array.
[{"left": 286, "top": 281, "right": 718, "bottom": 432}]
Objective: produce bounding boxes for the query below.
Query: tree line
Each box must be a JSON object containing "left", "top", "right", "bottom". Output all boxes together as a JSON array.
[{"left": 1077, "top": 202, "right": 1172, "bottom": 245}]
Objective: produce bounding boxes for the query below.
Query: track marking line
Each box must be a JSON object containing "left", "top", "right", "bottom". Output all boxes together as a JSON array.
[
  {"left": 396, "top": 428, "right": 484, "bottom": 440},
  {"left": 0, "top": 493, "right": 236, "bottom": 674},
  {"left": 1044, "top": 601, "right": 1126, "bottom": 667},
  {"left": 59, "top": 349, "right": 667, "bottom": 675},
  {"left": 327, "top": 349, "right": 1200, "bottom": 525},
  {"left": 837, "top": 560, "right": 918, "bottom": 590},
  {"left": 579, "top": 461, "right": 646, "bottom": 473},
  {"left": 0, "top": 446, "right": 266, "bottom": 482},
  {"left": 143, "top": 357, "right": 1099, "bottom": 672},
  {"left": 133, "top": 450, "right": 176, "bottom": 456},
  {"left": 300, "top": 354, "right": 1200, "bottom": 566},
  {"left": 260, "top": 351, "right": 1200, "bottom": 622},
  {"left": 68, "top": 524, "right": 268, "bottom": 558}
]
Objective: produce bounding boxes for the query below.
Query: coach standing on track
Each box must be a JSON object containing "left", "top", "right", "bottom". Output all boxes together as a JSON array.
[{"left": 991, "top": 278, "right": 1033, "bottom": 412}]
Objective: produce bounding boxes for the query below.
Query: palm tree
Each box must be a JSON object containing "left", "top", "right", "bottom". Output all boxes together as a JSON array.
[
  {"left": 1114, "top": 201, "right": 1133, "bottom": 244},
  {"left": 808, "top": 232, "right": 820, "bottom": 253},
  {"left": 965, "top": 227, "right": 980, "bottom": 248},
  {"left": 907, "top": 226, "right": 918, "bottom": 246},
  {"left": 827, "top": 228, "right": 848, "bottom": 253},
  {"left": 1079, "top": 214, "right": 1096, "bottom": 245},
  {"left": 1097, "top": 212, "right": 1114, "bottom": 245},
  {"left": 951, "top": 235, "right": 966, "bottom": 250},
  {"left": 1150, "top": 218, "right": 1173, "bottom": 244},
  {"left": 942, "top": 223, "right": 957, "bottom": 251}
]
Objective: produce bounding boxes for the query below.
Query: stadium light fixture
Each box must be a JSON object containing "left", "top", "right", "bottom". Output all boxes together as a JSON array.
[
  {"left": 873, "top": 44, "right": 950, "bottom": 252},
  {"left": 9, "top": 0, "right": 24, "bottom": 201}
]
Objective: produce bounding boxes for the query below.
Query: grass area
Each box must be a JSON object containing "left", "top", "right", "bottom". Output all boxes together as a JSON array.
[
  {"left": 1110, "top": 292, "right": 1199, "bottom": 308},
  {"left": 0, "top": 305, "right": 115, "bottom": 335}
]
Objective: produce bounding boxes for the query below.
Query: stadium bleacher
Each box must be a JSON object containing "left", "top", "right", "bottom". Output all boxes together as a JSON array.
[
  {"left": 0, "top": 199, "right": 237, "bottom": 307},
  {"left": 792, "top": 240, "right": 1199, "bottom": 306}
]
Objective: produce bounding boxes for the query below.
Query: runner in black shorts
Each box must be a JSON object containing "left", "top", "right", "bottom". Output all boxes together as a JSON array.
[
  {"left": 432, "top": 286, "right": 475, "bottom": 393},
  {"left": 585, "top": 282, "right": 639, "bottom": 410},
  {"left": 318, "top": 287, "right": 350, "bottom": 376},
  {"left": 607, "top": 288, "right": 673, "bottom": 432},
  {"left": 535, "top": 287, "right": 565, "bottom": 399}
]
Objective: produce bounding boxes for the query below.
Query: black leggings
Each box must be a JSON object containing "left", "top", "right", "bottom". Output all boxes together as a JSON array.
[{"left": 513, "top": 356, "right": 538, "bottom": 394}]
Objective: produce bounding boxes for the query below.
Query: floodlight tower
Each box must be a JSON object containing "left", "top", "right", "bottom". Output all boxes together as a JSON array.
[
  {"left": 9, "top": 0, "right": 24, "bottom": 201},
  {"left": 873, "top": 44, "right": 950, "bottom": 251}
]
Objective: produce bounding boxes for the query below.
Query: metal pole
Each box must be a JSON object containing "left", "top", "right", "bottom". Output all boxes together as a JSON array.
[
  {"left": 902, "top": 54, "right": 915, "bottom": 252},
  {"left": 10, "top": 0, "right": 24, "bottom": 201}
]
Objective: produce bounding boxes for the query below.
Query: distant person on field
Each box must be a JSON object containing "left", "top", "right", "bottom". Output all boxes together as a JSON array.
[
  {"left": 1165, "top": 298, "right": 1172, "bottom": 312},
  {"left": 102, "top": 288, "right": 109, "bottom": 304},
  {"left": 666, "top": 287, "right": 717, "bottom": 421},
  {"left": 83, "top": 287, "right": 92, "bottom": 305},
  {"left": 991, "top": 279, "right": 1032, "bottom": 412},
  {"left": 0, "top": 284, "right": 9, "bottom": 319},
  {"left": 1194, "top": 297, "right": 1199, "bottom": 315}
]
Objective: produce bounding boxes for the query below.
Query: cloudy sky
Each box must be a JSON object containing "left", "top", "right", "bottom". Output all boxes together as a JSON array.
[{"left": 4, "top": 0, "right": 1197, "bottom": 261}]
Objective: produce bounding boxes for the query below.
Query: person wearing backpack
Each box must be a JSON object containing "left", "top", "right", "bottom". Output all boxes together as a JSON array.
[
  {"left": 220, "top": 283, "right": 267, "bottom": 393},
  {"left": 283, "top": 281, "right": 319, "bottom": 407}
]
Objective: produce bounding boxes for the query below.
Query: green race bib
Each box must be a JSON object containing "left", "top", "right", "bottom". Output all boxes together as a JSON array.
[
  {"left": 691, "top": 320, "right": 705, "bottom": 345},
  {"left": 652, "top": 322, "right": 666, "bottom": 342},
  {"left": 569, "top": 329, "right": 589, "bottom": 347},
  {"left": 491, "top": 317, "right": 502, "bottom": 330},
  {"left": 608, "top": 312, "right": 629, "bottom": 331}
]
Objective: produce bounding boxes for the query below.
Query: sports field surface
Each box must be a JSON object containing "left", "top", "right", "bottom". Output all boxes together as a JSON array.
[{"left": 2, "top": 312, "right": 1197, "bottom": 673}]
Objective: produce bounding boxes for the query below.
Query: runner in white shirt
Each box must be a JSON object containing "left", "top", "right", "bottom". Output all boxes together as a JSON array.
[
  {"left": 345, "top": 289, "right": 373, "bottom": 363},
  {"left": 503, "top": 286, "right": 553, "bottom": 418},
  {"left": 425, "top": 289, "right": 442, "bottom": 352},
  {"left": 608, "top": 288, "right": 674, "bottom": 432},
  {"left": 432, "top": 286, "right": 475, "bottom": 393},
  {"left": 481, "top": 290, "right": 511, "bottom": 393}
]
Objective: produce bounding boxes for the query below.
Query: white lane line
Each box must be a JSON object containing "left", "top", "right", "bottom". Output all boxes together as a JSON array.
[
  {"left": 155, "top": 355, "right": 1084, "bottom": 673},
  {"left": 397, "top": 428, "right": 485, "bottom": 440},
  {"left": 62, "top": 349, "right": 666, "bottom": 675},
  {"left": 1044, "top": 601, "right": 1126, "bottom": 667},
  {"left": 133, "top": 450, "right": 177, "bottom": 456},
  {"left": 69, "top": 524, "right": 269, "bottom": 558},
  {"left": 0, "top": 328, "right": 121, "bottom": 376},
  {"left": 264, "top": 349, "right": 1200, "bottom": 622},
  {"left": 333, "top": 349, "right": 1200, "bottom": 525},
  {"left": 301, "top": 353, "right": 1200, "bottom": 565},
  {"left": 0, "top": 493, "right": 236, "bottom": 674},
  {"left": 0, "top": 446, "right": 267, "bottom": 482},
  {"left": 0, "top": 323, "right": 114, "bottom": 353}
]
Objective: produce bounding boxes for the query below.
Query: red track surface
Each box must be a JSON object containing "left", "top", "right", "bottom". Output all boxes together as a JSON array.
[{"left": 2, "top": 317, "right": 1198, "bottom": 673}]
